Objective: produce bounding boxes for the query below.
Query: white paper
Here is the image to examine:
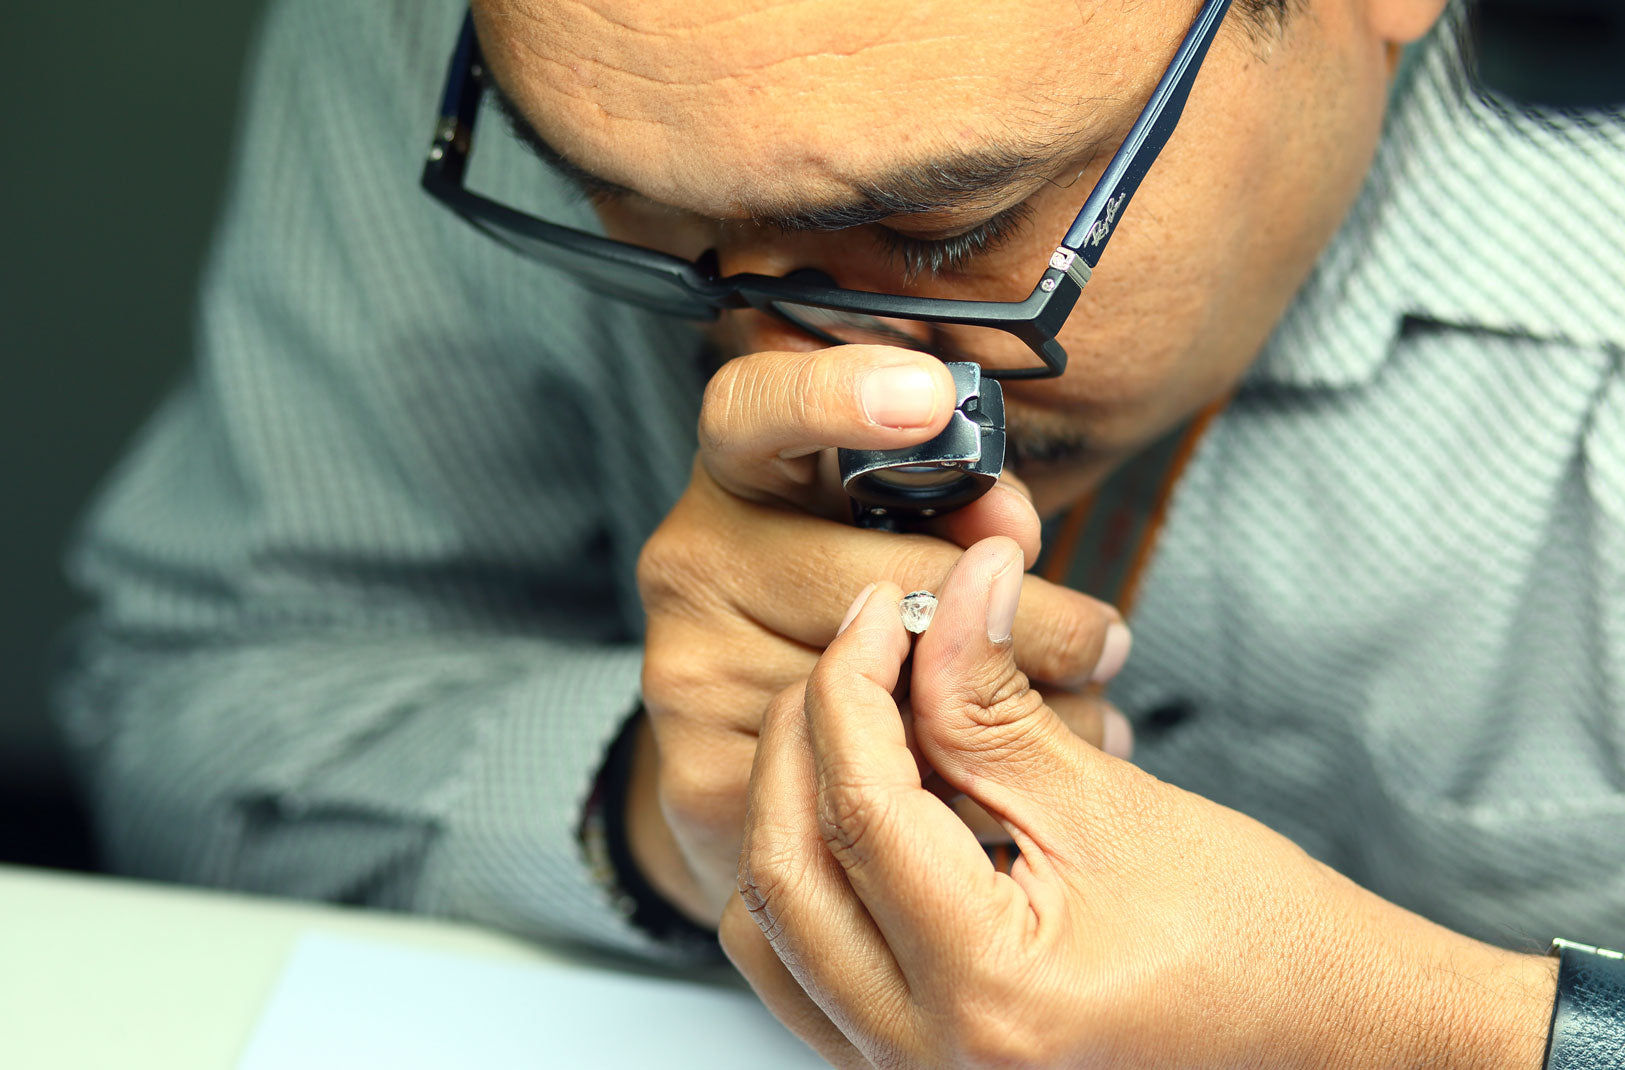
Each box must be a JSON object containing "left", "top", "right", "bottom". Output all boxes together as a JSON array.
[{"left": 236, "top": 932, "right": 831, "bottom": 1069}]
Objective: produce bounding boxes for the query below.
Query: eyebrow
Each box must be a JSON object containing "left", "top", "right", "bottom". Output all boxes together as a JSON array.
[{"left": 486, "top": 80, "right": 1095, "bottom": 234}]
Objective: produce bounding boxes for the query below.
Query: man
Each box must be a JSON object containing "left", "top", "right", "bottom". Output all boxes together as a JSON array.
[{"left": 57, "top": 0, "right": 1623, "bottom": 1061}]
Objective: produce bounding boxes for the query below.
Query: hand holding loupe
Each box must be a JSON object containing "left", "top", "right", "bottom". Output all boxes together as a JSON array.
[{"left": 762, "top": 298, "right": 1016, "bottom": 531}]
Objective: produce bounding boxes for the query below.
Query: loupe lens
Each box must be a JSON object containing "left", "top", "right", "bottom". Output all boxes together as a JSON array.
[{"left": 861, "top": 464, "right": 968, "bottom": 490}]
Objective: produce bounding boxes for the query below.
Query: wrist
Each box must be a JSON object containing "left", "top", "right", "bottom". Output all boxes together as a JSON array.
[
  {"left": 598, "top": 711, "right": 717, "bottom": 940},
  {"left": 1412, "top": 945, "right": 1557, "bottom": 1069},
  {"left": 1296, "top": 880, "right": 1556, "bottom": 1070},
  {"left": 622, "top": 714, "right": 708, "bottom": 923}
]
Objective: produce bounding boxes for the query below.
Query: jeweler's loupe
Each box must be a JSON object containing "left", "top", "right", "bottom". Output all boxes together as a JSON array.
[{"left": 837, "top": 362, "right": 1005, "bottom": 531}]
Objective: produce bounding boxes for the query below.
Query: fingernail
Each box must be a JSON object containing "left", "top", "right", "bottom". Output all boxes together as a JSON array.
[
  {"left": 1101, "top": 706, "right": 1134, "bottom": 760},
  {"left": 1090, "top": 622, "right": 1133, "bottom": 684},
  {"left": 861, "top": 366, "right": 939, "bottom": 428},
  {"left": 985, "top": 552, "right": 1023, "bottom": 644},
  {"left": 837, "top": 583, "right": 877, "bottom": 637}
]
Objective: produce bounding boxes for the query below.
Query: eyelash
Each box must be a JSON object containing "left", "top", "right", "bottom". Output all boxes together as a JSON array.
[{"left": 875, "top": 203, "right": 1035, "bottom": 280}]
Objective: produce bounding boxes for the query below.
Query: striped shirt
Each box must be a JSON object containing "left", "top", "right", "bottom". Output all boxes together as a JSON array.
[{"left": 55, "top": 0, "right": 1625, "bottom": 960}]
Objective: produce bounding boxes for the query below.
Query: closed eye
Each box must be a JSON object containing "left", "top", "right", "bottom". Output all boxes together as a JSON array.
[{"left": 875, "top": 203, "right": 1035, "bottom": 281}]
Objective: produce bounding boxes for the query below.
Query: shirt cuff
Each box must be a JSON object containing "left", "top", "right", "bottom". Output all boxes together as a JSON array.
[{"left": 414, "top": 643, "right": 711, "bottom": 963}]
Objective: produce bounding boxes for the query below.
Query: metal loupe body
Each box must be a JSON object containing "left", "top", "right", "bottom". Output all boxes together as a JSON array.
[{"left": 839, "top": 362, "right": 1005, "bottom": 527}]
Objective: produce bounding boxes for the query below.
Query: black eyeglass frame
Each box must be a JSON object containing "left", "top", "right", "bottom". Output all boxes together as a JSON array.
[{"left": 421, "top": 0, "right": 1234, "bottom": 381}]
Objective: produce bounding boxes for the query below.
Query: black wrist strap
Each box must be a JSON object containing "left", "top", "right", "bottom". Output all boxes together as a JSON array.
[
  {"left": 1545, "top": 938, "right": 1625, "bottom": 1070},
  {"left": 597, "top": 710, "right": 718, "bottom": 951}
]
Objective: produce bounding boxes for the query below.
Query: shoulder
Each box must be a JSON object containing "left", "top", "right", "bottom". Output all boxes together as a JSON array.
[{"left": 1252, "top": 6, "right": 1625, "bottom": 390}]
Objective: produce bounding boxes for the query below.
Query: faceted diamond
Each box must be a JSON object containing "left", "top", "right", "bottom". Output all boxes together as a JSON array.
[{"left": 900, "top": 590, "right": 938, "bottom": 634}]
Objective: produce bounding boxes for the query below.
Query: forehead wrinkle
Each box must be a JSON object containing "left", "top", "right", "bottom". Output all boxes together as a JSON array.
[
  {"left": 497, "top": 0, "right": 1087, "bottom": 109},
  {"left": 495, "top": 0, "right": 915, "bottom": 90},
  {"left": 481, "top": 0, "right": 1165, "bottom": 221},
  {"left": 546, "top": 0, "right": 863, "bottom": 37},
  {"left": 719, "top": 32, "right": 982, "bottom": 85}
]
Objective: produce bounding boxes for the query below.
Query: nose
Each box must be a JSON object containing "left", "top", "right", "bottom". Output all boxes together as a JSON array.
[
  {"left": 711, "top": 224, "right": 838, "bottom": 281},
  {"left": 710, "top": 224, "right": 945, "bottom": 355}
]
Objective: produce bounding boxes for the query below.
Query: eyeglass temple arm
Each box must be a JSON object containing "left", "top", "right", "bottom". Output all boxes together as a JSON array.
[
  {"left": 425, "top": 13, "right": 486, "bottom": 191},
  {"left": 1062, "top": 0, "right": 1234, "bottom": 269}
]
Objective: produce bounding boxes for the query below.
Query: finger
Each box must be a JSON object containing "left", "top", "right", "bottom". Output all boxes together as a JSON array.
[
  {"left": 921, "top": 476, "right": 1042, "bottom": 568},
  {"left": 1043, "top": 689, "right": 1106, "bottom": 749},
  {"left": 736, "top": 675, "right": 913, "bottom": 1050},
  {"left": 803, "top": 584, "right": 1031, "bottom": 983},
  {"left": 719, "top": 897, "right": 869, "bottom": 1070},
  {"left": 699, "top": 346, "right": 957, "bottom": 504},
  {"left": 663, "top": 480, "right": 1120, "bottom": 689},
  {"left": 910, "top": 537, "right": 1105, "bottom": 861}
]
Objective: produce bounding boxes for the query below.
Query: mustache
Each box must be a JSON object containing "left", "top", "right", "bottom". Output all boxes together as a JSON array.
[{"left": 1003, "top": 414, "right": 1096, "bottom": 471}]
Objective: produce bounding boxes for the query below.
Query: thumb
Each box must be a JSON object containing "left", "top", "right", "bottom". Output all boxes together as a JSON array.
[{"left": 910, "top": 537, "right": 1112, "bottom": 852}]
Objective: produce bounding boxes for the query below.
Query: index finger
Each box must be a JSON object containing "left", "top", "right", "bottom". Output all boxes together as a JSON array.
[
  {"left": 698, "top": 345, "right": 956, "bottom": 504},
  {"left": 683, "top": 484, "right": 1120, "bottom": 689}
]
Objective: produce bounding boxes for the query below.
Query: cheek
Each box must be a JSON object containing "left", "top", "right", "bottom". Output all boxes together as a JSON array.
[
  {"left": 1038, "top": 198, "right": 1222, "bottom": 423},
  {"left": 1036, "top": 33, "right": 1393, "bottom": 443}
]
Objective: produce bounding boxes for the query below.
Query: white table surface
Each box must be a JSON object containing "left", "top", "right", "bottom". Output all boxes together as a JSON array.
[{"left": 0, "top": 864, "right": 728, "bottom": 1069}]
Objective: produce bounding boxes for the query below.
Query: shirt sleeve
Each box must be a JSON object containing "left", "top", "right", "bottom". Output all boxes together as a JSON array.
[{"left": 52, "top": 0, "right": 705, "bottom": 961}]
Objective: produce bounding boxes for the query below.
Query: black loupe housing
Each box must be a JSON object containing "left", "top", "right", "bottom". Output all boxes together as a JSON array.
[{"left": 838, "top": 362, "right": 1005, "bottom": 529}]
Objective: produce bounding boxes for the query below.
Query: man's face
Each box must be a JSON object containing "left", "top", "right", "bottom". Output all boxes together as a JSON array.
[{"left": 473, "top": 0, "right": 1423, "bottom": 508}]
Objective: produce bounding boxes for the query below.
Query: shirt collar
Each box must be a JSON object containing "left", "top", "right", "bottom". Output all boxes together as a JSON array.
[{"left": 1249, "top": 4, "right": 1625, "bottom": 390}]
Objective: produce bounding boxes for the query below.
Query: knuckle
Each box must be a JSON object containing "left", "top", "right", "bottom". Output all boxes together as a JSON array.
[
  {"left": 638, "top": 640, "right": 707, "bottom": 717},
  {"left": 634, "top": 529, "right": 672, "bottom": 604},
  {"left": 735, "top": 839, "right": 802, "bottom": 943},
  {"left": 698, "top": 350, "right": 843, "bottom": 452},
  {"left": 951, "top": 687, "right": 1056, "bottom": 769},
  {"left": 1019, "top": 591, "right": 1108, "bottom": 684},
  {"left": 761, "top": 683, "right": 805, "bottom": 738},
  {"left": 969, "top": 674, "right": 1049, "bottom": 731},
  {"left": 697, "top": 360, "right": 748, "bottom": 455},
  {"left": 784, "top": 350, "right": 845, "bottom": 429},
  {"left": 636, "top": 518, "right": 727, "bottom": 623},
  {"left": 658, "top": 754, "right": 745, "bottom": 830},
  {"left": 815, "top": 774, "right": 895, "bottom": 861},
  {"left": 886, "top": 536, "right": 955, "bottom": 591},
  {"left": 804, "top": 657, "right": 861, "bottom": 713},
  {"left": 635, "top": 522, "right": 691, "bottom": 607}
]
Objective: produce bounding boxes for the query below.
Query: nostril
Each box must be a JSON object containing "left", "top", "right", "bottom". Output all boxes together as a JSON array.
[{"left": 782, "top": 267, "right": 837, "bottom": 287}]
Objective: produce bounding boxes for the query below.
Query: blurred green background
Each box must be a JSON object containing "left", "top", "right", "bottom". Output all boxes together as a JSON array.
[{"left": 0, "top": 2, "right": 268, "bottom": 867}]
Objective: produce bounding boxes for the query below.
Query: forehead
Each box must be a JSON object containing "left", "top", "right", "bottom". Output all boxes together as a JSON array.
[{"left": 472, "top": 0, "right": 1175, "bottom": 217}]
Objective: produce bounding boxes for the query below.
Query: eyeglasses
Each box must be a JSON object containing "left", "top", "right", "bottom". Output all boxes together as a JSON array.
[{"left": 421, "top": 0, "right": 1233, "bottom": 381}]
